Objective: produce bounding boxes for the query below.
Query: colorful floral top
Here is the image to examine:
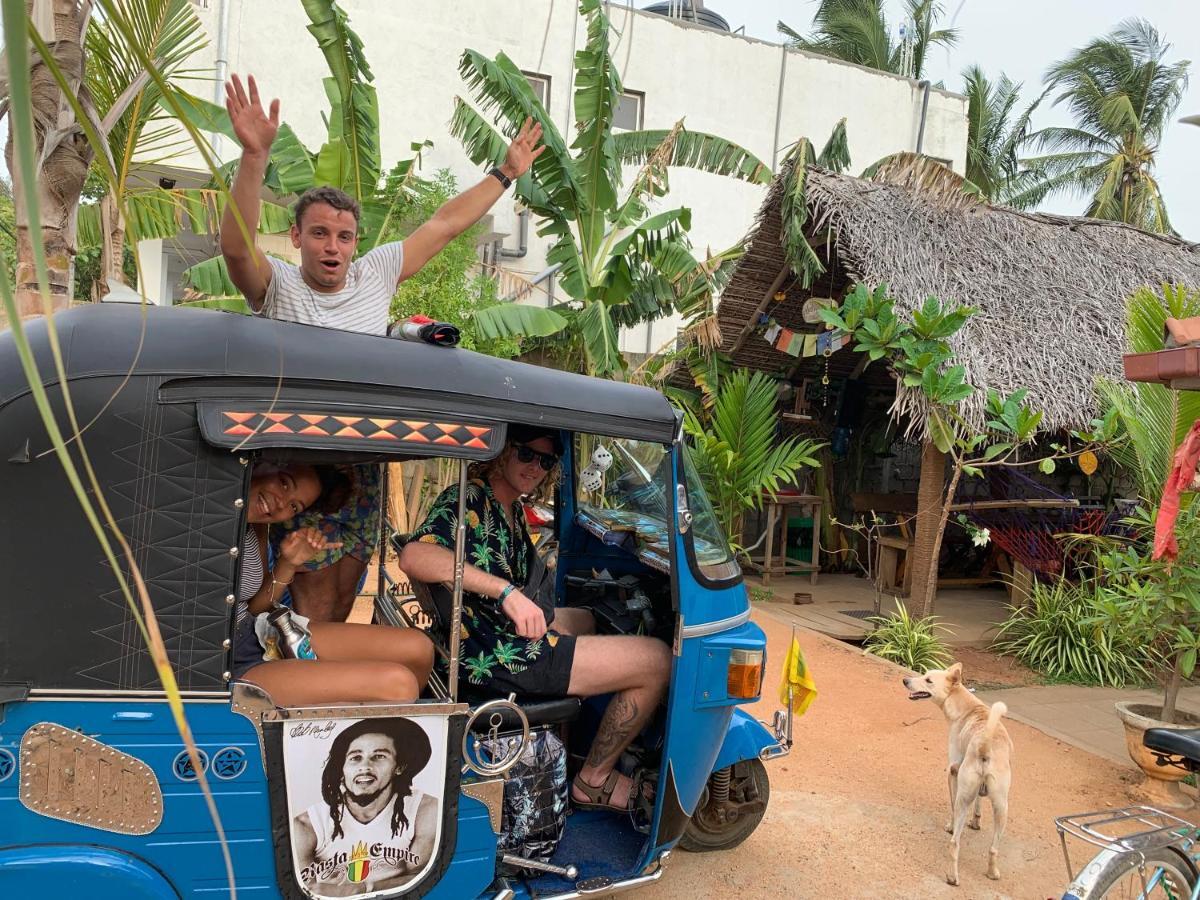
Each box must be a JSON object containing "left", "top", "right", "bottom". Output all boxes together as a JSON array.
[{"left": 411, "top": 479, "right": 554, "bottom": 686}]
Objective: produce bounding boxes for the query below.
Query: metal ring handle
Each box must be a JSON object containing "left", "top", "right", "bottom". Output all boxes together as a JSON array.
[{"left": 461, "top": 697, "right": 530, "bottom": 778}]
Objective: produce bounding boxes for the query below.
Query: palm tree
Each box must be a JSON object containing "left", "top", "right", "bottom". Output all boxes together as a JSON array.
[
  {"left": 1027, "top": 19, "right": 1189, "bottom": 233},
  {"left": 961, "top": 66, "right": 1047, "bottom": 208},
  {"left": 684, "top": 369, "right": 824, "bottom": 550},
  {"left": 451, "top": 0, "right": 772, "bottom": 377},
  {"left": 82, "top": 0, "right": 208, "bottom": 295},
  {"left": 3, "top": 0, "right": 207, "bottom": 318},
  {"left": 1099, "top": 284, "right": 1200, "bottom": 503},
  {"left": 778, "top": 0, "right": 957, "bottom": 80}
]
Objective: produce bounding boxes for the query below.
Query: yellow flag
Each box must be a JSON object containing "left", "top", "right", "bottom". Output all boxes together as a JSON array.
[{"left": 779, "top": 635, "right": 817, "bottom": 714}]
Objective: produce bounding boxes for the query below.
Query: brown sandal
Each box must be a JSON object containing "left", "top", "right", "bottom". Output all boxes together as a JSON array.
[{"left": 571, "top": 771, "right": 632, "bottom": 812}]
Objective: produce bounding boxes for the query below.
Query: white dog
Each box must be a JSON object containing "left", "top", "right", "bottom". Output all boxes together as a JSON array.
[{"left": 902, "top": 663, "right": 1012, "bottom": 886}]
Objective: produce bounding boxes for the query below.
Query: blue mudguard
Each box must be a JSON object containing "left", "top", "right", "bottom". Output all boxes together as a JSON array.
[
  {"left": 0, "top": 845, "right": 181, "bottom": 900},
  {"left": 711, "top": 707, "right": 778, "bottom": 773}
]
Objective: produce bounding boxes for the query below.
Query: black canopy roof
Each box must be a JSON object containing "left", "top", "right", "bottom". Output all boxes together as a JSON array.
[{"left": 0, "top": 304, "right": 679, "bottom": 443}]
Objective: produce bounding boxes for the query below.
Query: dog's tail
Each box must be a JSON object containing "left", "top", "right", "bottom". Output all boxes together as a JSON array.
[{"left": 985, "top": 701, "right": 1007, "bottom": 738}]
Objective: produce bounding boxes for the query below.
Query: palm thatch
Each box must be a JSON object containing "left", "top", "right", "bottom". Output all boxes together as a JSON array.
[{"left": 717, "top": 153, "right": 1200, "bottom": 438}]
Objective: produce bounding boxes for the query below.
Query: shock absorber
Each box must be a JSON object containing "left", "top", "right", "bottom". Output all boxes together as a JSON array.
[{"left": 709, "top": 766, "right": 732, "bottom": 805}]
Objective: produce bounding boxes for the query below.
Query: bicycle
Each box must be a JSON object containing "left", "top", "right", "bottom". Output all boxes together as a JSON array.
[{"left": 1058, "top": 726, "right": 1200, "bottom": 898}]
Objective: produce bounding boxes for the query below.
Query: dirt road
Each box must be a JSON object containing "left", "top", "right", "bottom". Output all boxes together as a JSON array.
[{"left": 633, "top": 610, "right": 1172, "bottom": 900}]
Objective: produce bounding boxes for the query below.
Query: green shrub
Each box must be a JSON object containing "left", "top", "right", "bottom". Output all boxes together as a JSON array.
[
  {"left": 864, "top": 601, "right": 952, "bottom": 672},
  {"left": 749, "top": 586, "right": 775, "bottom": 604},
  {"left": 992, "top": 577, "right": 1157, "bottom": 687}
]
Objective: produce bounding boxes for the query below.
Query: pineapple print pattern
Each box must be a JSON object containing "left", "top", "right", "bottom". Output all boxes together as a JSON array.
[{"left": 412, "top": 479, "right": 558, "bottom": 690}]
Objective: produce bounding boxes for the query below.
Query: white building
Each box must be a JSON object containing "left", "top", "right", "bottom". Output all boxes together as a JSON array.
[{"left": 142, "top": 0, "right": 968, "bottom": 355}]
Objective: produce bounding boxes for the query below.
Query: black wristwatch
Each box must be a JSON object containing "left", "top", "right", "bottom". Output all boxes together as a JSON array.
[{"left": 488, "top": 167, "right": 513, "bottom": 189}]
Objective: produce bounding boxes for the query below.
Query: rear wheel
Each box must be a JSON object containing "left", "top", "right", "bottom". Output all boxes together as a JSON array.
[
  {"left": 679, "top": 759, "right": 769, "bottom": 852},
  {"left": 1081, "top": 846, "right": 1197, "bottom": 898}
]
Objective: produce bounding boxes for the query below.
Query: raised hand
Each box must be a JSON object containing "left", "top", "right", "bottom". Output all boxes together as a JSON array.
[
  {"left": 500, "top": 117, "right": 546, "bottom": 180},
  {"left": 225, "top": 73, "right": 280, "bottom": 157},
  {"left": 280, "top": 527, "right": 342, "bottom": 567}
]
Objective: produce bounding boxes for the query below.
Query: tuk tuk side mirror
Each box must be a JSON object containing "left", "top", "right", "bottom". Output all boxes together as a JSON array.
[{"left": 675, "top": 484, "right": 692, "bottom": 534}]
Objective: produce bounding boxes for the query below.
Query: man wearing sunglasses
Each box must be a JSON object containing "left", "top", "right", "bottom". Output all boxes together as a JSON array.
[{"left": 401, "top": 426, "right": 671, "bottom": 815}]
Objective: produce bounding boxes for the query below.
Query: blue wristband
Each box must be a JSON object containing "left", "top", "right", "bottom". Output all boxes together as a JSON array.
[{"left": 498, "top": 583, "right": 516, "bottom": 603}]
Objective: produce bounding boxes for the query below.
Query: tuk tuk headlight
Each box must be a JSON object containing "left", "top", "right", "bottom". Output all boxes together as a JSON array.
[{"left": 727, "top": 648, "right": 764, "bottom": 699}]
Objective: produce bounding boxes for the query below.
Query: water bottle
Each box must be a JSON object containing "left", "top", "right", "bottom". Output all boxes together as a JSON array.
[{"left": 267, "top": 606, "right": 318, "bottom": 660}]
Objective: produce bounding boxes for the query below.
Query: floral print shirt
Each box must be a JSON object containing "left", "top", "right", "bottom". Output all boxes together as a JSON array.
[{"left": 411, "top": 479, "right": 558, "bottom": 686}]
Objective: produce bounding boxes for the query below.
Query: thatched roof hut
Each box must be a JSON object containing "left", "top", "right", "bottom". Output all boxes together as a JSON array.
[
  {"left": 716, "top": 154, "right": 1200, "bottom": 614},
  {"left": 717, "top": 154, "right": 1200, "bottom": 437}
]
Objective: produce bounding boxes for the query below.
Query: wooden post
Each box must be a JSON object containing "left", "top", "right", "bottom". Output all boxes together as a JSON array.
[{"left": 908, "top": 440, "right": 946, "bottom": 618}]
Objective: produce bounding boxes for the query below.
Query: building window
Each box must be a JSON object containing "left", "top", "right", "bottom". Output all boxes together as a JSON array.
[
  {"left": 523, "top": 72, "right": 551, "bottom": 111},
  {"left": 613, "top": 90, "right": 644, "bottom": 131}
]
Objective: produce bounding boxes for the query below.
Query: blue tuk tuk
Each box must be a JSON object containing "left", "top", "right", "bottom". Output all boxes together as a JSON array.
[{"left": 0, "top": 304, "right": 790, "bottom": 898}]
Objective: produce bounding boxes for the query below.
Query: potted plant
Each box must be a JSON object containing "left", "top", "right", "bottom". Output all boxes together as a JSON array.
[{"left": 1093, "top": 505, "right": 1200, "bottom": 809}]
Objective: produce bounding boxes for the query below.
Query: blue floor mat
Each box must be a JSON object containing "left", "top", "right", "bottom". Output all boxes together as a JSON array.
[{"left": 526, "top": 809, "right": 647, "bottom": 896}]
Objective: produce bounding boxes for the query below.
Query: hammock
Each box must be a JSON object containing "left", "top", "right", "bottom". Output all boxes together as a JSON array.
[{"left": 954, "top": 468, "right": 1124, "bottom": 577}]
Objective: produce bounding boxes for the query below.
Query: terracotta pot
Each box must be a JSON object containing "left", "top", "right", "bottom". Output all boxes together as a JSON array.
[{"left": 1115, "top": 701, "right": 1200, "bottom": 810}]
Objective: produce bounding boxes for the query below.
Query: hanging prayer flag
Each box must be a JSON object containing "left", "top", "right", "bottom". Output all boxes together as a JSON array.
[
  {"left": 786, "top": 332, "right": 805, "bottom": 356},
  {"left": 817, "top": 332, "right": 833, "bottom": 355},
  {"left": 802, "top": 333, "right": 818, "bottom": 357},
  {"left": 775, "top": 328, "right": 794, "bottom": 352},
  {"left": 763, "top": 323, "right": 782, "bottom": 344}
]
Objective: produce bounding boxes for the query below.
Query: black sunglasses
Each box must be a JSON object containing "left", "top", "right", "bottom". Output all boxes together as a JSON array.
[{"left": 513, "top": 443, "right": 559, "bottom": 471}]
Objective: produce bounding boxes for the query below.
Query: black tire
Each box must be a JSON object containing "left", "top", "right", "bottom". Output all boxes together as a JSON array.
[
  {"left": 1084, "top": 846, "right": 1198, "bottom": 899},
  {"left": 679, "top": 758, "right": 770, "bottom": 852}
]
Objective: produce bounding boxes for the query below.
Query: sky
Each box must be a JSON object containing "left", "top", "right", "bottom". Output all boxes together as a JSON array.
[{"left": 675, "top": 0, "right": 1200, "bottom": 239}]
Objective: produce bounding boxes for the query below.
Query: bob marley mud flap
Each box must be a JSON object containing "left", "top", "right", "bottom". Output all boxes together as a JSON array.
[{"left": 264, "top": 705, "right": 466, "bottom": 899}]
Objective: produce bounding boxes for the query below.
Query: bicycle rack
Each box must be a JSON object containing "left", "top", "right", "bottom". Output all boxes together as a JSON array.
[{"left": 1055, "top": 806, "right": 1195, "bottom": 894}]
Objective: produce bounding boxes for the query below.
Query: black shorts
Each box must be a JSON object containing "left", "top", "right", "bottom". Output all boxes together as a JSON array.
[{"left": 461, "top": 632, "right": 578, "bottom": 699}]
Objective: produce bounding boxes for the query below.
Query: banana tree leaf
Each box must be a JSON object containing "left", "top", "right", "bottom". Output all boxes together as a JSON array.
[
  {"left": 169, "top": 90, "right": 237, "bottom": 141},
  {"left": 449, "top": 98, "right": 557, "bottom": 219},
  {"left": 183, "top": 254, "right": 242, "bottom": 297},
  {"left": 613, "top": 128, "right": 772, "bottom": 184},
  {"left": 571, "top": 1, "right": 621, "bottom": 249},
  {"left": 578, "top": 299, "right": 623, "bottom": 375},
  {"left": 458, "top": 48, "right": 580, "bottom": 217},
  {"left": 301, "top": 1, "right": 380, "bottom": 197},
  {"left": 271, "top": 123, "right": 317, "bottom": 195},
  {"left": 313, "top": 138, "right": 349, "bottom": 190},
  {"left": 473, "top": 303, "right": 568, "bottom": 340}
]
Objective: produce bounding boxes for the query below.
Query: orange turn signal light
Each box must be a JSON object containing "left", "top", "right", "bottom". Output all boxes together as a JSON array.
[{"left": 727, "top": 649, "right": 764, "bottom": 699}]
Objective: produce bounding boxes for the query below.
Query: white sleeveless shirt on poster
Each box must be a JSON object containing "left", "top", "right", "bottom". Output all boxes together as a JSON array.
[{"left": 300, "top": 789, "right": 426, "bottom": 892}]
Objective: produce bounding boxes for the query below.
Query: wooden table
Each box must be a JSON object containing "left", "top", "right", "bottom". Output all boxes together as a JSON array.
[{"left": 749, "top": 494, "right": 822, "bottom": 587}]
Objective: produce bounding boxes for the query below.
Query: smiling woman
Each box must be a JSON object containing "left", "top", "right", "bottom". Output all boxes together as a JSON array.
[{"left": 229, "top": 462, "right": 435, "bottom": 707}]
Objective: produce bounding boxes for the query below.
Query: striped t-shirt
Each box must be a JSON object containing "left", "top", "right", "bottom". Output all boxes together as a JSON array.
[{"left": 257, "top": 241, "right": 405, "bottom": 335}]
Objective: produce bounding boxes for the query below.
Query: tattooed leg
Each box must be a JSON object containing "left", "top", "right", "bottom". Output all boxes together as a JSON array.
[{"left": 565, "top": 634, "right": 672, "bottom": 810}]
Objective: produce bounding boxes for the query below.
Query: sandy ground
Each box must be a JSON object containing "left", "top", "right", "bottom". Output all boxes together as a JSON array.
[{"left": 631, "top": 610, "right": 1186, "bottom": 900}]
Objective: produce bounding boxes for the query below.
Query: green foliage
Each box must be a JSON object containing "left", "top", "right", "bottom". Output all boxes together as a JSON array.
[
  {"left": 451, "top": 0, "right": 768, "bottom": 376},
  {"left": 778, "top": 0, "right": 958, "bottom": 80},
  {"left": 961, "top": 65, "right": 1047, "bottom": 208},
  {"left": 74, "top": 243, "right": 138, "bottom": 302},
  {"left": 1100, "top": 284, "right": 1200, "bottom": 502},
  {"left": 749, "top": 586, "right": 776, "bottom": 604},
  {"left": 0, "top": 181, "right": 14, "bottom": 281},
  {"left": 993, "top": 578, "right": 1156, "bottom": 687},
  {"left": 1089, "top": 506, "right": 1200, "bottom": 713},
  {"left": 383, "top": 169, "right": 518, "bottom": 358},
  {"left": 683, "top": 369, "right": 823, "bottom": 549},
  {"left": 1026, "top": 19, "right": 1188, "bottom": 231},
  {"left": 864, "top": 601, "right": 953, "bottom": 672}
]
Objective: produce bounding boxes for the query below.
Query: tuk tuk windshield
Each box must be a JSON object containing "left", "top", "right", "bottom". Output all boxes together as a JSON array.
[{"left": 574, "top": 437, "right": 734, "bottom": 575}]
